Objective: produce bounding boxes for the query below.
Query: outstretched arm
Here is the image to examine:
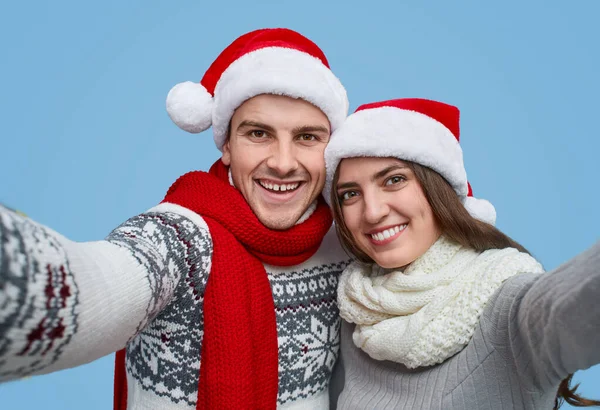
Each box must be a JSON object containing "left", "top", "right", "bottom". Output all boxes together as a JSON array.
[
  {"left": 506, "top": 240, "right": 600, "bottom": 390},
  {"left": 0, "top": 203, "right": 210, "bottom": 381}
]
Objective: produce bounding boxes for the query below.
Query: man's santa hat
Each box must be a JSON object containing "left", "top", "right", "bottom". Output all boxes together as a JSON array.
[
  {"left": 324, "top": 98, "right": 497, "bottom": 225},
  {"left": 166, "top": 28, "right": 349, "bottom": 151}
]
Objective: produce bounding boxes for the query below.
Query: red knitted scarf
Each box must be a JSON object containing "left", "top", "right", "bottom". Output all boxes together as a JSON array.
[{"left": 114, "top": 160, "right": 333, "bottom": 409}]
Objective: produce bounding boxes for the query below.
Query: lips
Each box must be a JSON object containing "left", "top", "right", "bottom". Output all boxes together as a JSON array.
[
  {"left": 254, "top": 179, "right": 305, "bottom": 204},
  {"left": 257, "top": 179, "right": 301, "bottom": 193},
  {"left": 367, "top": 224, "right": 408, "bottom": 244}
]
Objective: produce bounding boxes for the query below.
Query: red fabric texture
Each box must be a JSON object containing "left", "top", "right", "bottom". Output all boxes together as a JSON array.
[
  {"left": 355, "top": 98, "right": 461, "bottom": 142},
  {"left": 352, "top": 98, "right": 483, "bottom": 196},
  {"left": 200, "top": 28, "right": 330, "bottom": 95},
  {"left": 114, "top": 159, "right": 332, "bottom": 409},
  {"left": 352, "top": 98, "right": 485, "bottom": 198},
  {"left": 113, "top": 350, "right": 127, "bottom": 410}
]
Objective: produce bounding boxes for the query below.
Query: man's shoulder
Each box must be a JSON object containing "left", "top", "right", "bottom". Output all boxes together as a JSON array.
[
  {"left": 136, "top": 204, "right": 352, "bottom": 272},
  {"left": 147, "top": 202, "right": 211, "bottom": 233},
  {"left": 305, "top": 224, "right": 352, "bottom": 270},
  {"left": 107, "top": 203, "right": 214, "bottom": 269}
]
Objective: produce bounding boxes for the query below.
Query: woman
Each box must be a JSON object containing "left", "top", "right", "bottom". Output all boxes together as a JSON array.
[{"left": 324, "top": 98, "right": 600, "bottom": 409}]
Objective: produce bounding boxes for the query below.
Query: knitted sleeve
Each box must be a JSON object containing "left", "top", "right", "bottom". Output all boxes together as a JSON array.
[
  {"left": 501, "top": 240, "right": 600, "bottom": 390},
  {"left": 0, "top": 203, "right": 212, "bottom": 381}
]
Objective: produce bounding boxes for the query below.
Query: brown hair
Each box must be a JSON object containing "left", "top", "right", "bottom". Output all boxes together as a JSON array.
[{"left": 330, "top": 160, "right": 600, "bottom": 409}]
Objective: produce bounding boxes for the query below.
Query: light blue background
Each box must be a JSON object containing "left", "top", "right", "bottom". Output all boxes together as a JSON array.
[{"left": 1, "top": 1, "right": 599, "bottom": 408}]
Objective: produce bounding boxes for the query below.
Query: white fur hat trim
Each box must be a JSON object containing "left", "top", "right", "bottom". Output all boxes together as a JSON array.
[
  {"left": 211, "top": 47, "right": 348, "bottom": 150},
  {"left": 324, "top": 106, "right": 497, "bottom": 226},
  {"left": 324, "top": 107, "right": 467, "bottom": 205}
]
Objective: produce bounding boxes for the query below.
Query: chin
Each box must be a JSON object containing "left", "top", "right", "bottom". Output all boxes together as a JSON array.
[
  {"left": 371, "top": 253, "right": 413, "bottom": 270},
  {"left": 374, "top": 259, "right": 399, "bottom": 269},
  {"left": 257, "top": 201, "right": 312, "bottom": 229},
  {"left": 257, "top": 213, "right": 299, "bottom": 231}
]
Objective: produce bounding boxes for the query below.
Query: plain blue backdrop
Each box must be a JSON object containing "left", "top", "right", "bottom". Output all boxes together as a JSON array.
[{"left": 1, "top": 1, "right": 599, "bottom": 409}]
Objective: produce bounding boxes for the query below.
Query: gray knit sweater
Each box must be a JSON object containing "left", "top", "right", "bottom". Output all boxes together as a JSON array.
[{"left": 330, "top": 241, "right": 600, "bottom": 409}]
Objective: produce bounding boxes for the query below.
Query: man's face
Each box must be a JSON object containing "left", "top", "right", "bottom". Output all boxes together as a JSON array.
[{"left": 222, "top": 94, "right": 331, "bottom": 230}]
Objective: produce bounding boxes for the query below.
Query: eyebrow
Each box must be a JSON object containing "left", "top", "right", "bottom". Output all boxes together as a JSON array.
[
  {"left": 373, "top": 164, "right": 408, "bottom": 180},
  {"left": 291, "top": 124, "right": 330, "bottom": 135},
  {"left": 236, "top": 121, "right": 330, "bottom": 137},
  {"left": 236, "top": 120, "right": 276, "bottom": 133},
  {"left": 336, "top": 164, "right": 408, "bottom": 191}
]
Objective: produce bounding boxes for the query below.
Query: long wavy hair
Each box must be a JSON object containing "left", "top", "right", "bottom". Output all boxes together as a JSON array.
[{"left": 330, "top": 159, "right": 599, "bottom": 409}]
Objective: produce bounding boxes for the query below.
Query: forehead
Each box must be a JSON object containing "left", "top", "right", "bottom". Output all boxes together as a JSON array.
[
  {"left": 338, "top": 157, "right": 408, "bottom": 181},
  {"left": 232, "top": 94, "right": 330, "bottom": 129}
]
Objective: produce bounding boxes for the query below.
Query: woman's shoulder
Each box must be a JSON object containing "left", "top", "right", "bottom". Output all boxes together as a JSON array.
[
  {"left": 481, "top": 272, "right": 542, "bottom": 318},
  {"left": 476, "top": 272, "right": 544, "bottom": 353},
  {"left": 496, "top": 271, "right": 544, "bottom": 296}
]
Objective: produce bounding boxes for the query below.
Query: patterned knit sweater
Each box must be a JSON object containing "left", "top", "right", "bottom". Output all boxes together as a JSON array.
[
  {"left": 329, "top": 240, "right": 600, "bottom": 409},
  {"left": 0, "top": 203, "right": 351, "bottom": 409}
]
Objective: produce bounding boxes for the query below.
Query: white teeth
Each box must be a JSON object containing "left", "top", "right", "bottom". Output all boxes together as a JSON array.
[
  {"left": 370, "top": 224, "right": 408, "bottom": 242},
  {"left": 259, "top": 180, "right": 300, "bottom": 192}
]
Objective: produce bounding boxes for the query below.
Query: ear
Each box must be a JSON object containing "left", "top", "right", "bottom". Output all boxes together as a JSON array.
[{"left": 221, "top": 139, "right": 231, "bottom": 166}]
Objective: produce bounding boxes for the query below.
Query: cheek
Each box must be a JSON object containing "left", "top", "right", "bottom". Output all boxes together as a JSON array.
[
  {"left": 417, "top": 198, "right": 433, "bottom": 219},
  {"left": 342, "top": 205, "right": 363, "bottom": 235},
  {"left": 412, "top": 193, "right": 439, "bottom": 235},
  {"left": 231, "top": 146, "right": 264, "bottom": 174},
  {"left": 406, "top": 185, "right": 431, "bottom": 218},
  {"left": 299, "top": 147, "right": 326, "bottom": 177}
]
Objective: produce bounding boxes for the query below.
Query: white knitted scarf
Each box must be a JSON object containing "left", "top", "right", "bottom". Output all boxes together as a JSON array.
[{"left": 337, "top": 235, "right": 544, "bottom": 368}]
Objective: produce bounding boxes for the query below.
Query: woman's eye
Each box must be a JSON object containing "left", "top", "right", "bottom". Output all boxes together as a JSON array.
[
  {"left": 385, "top": 176, "right": 405, "bottom": 186},
  {"left": 340, "top": 191, "right": 358, "bottom": 201}
]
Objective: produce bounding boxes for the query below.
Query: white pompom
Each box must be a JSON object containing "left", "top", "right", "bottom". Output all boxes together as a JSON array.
[
  {"left": 166, "top": 81, "right": 213, "bottom": 133},
  {"left": 463, "top": 197, "right": 497, "bottom": 226}
]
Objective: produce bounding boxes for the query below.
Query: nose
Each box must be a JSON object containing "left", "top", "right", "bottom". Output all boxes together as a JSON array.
[
  {"left": 363, "top": 189, "right": 390, "bottom": 225},
  {"left": 266, "top": 139, "right": 299, "bottom": 177}
]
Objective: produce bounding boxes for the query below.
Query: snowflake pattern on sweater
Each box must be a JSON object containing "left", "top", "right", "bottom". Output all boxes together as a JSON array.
[
  {"left": 272, "top": 264, "right": 344, "bottom": 404},
  {"left": 0, "top": 204, "right": 350, "bottom": 408},
  {"left": 109, "top": 208, "right": 349, "bottom": 407},
  {"left": 107, "top": 211, "right": 212, "bottom": 405}
]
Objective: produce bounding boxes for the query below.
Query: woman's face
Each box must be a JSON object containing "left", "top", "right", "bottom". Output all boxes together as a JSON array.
[{"left": 336, "top": 157, "right": 442, "bottom": 269}]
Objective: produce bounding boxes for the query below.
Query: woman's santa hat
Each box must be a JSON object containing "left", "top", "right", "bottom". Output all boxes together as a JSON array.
[
  {"left": 324, "top": 98, "right": 497, "bottom": 225},
  {"left": 166, "top": 28, "right": 349, "bottom": 151}
]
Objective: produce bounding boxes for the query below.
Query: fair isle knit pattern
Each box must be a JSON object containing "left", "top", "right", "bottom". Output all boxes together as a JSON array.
[
  {"left": 118, "top": 206, "right": 350, "bottom": 409},
  {"left": 0, "top": 204, "right": 351, "bottom": 409},
  {"left": 106, "top": 211, "right": 212, "bottom": 406},
  {"left": 0, "top": 205, "right": 79, "bottom": 380},
  {"left": 271, "top": 260, "right": 346, "bottom": 405}
]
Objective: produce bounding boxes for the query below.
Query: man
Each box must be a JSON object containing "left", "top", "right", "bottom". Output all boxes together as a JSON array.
[{"left": 0, "top": 28, "right": 350, "bottom": 409}]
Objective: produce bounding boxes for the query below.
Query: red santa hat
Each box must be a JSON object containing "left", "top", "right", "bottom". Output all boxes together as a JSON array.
[
  {"left": 324, "top": 98, "right": 497, "bottom": 225},
  {"left": 166, "top": 28, "right": 349, "bottom": 151}
]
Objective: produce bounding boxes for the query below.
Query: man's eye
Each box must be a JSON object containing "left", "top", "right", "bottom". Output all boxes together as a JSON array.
[
  {"left": 385, "top": 176, "right": 405, "bottom": 186},
  {"left": 299, "top": 134, "right": 317, "bottom": 141},
  {"left": 250, "top": 130, "right": 266, "bottom": 138}
]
